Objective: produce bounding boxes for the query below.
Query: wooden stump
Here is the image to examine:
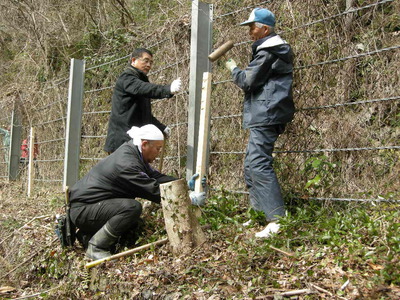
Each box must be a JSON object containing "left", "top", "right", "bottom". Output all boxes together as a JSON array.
[{"left": 160, "top": 179, "right": 206, "bottom": 255}]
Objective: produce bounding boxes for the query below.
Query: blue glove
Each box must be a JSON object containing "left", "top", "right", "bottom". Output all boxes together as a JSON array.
[
  {"left": 187, "top": 174, "right": 207, "bottom": 191},
  {"left": 189, "top": 191, "right": 206, "bottom": 206}
]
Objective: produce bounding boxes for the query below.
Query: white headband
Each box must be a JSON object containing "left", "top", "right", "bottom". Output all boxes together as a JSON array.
[{"left": 127, "top": 124, "right": 164, "bottom": 152}]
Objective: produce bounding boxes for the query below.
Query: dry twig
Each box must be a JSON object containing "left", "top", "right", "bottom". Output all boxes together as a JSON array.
[
  {"left": 269, "top": 245, "right": 295, "bottom": 257},
  {"left": 1, "top": 237, "right": 57, "bottom": 279},
  {"left": 0, "top": 214, "right": 51, "bottom": 245}
]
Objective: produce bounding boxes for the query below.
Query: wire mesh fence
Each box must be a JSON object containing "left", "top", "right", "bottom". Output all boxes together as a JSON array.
[
  {"left": 209, "top": 0, "right": 399, "bottom": 202},
  {"left": 22, "top": 79, "right": 70, "bottom": 188},
  {"left": 0, "top": 114, "right": 11, "bottom": 179},
  {"left": 80, "top": 10, "right": 193, "bottom": 179},
  {"left": 2, "top": 0, "right": 398, "bottom": 203}
]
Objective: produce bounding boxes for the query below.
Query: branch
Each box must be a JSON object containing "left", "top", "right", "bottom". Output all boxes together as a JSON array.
[
  {"left": 1, "top": 237, "right": 58, "bottom": 279},
  {"left": 309, "top": 283, "right": 348, "bottom": 300},
  {"left": 269, "top": 245, "right": 295, "bottom": 257},
  {"left": 0, "top": 214, "right": 52, "bottom": 245}
]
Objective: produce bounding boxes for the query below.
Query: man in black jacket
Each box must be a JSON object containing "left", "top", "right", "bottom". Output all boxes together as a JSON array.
[
  {"left": 225, "top": 8, "right": 294, "bottom": 238},
  {"left": 104, "top": 48, "right": 181, "bottom": 153},
  {"left": 70, "top": 125, "right": 205, "bottom": 260}
]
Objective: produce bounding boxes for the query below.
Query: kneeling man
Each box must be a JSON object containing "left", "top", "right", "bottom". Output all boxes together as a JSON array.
[{"left": 69, "top": 125, "right": 204, "bottom": 260}]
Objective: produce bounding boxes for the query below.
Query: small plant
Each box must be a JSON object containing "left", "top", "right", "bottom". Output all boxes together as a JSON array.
[
  {"left": 199, "top": 193, "right": 244, "bottom": 230},
  {"left": 302, "top": 155, "right": 339, "bottom": 195}
]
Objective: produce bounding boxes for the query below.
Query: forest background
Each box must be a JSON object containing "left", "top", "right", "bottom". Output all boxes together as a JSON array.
[{"left": 0, "top": 0, "right": 399, "bottom": 299}]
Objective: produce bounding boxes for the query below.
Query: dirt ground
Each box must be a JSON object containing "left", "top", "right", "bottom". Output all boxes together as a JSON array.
[{"left": 1, "top": 180, "right": 399, "bottom": 299}]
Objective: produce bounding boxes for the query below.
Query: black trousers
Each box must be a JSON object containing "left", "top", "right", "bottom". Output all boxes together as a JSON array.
[{"left": 70, "top": 198, "right": 143, "bottom": 237}]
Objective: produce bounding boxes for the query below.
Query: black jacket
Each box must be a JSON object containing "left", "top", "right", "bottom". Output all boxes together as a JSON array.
[
  {"left": 232, "top": 33, "right": 295, "bottom": 128},
  {"left": 70, "top": 140, "right": 176, "bottom": 204},
  {"left": 104, "top": 66, "right": 173, "bottom": 152}
]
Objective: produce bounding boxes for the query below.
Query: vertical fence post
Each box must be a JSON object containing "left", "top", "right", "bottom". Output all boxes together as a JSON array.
[
  {"left": 187, "top": 0, "right": 213, "bottom": 181},
  {"left": 27, "top": 127, "right": 35, "bottom": 197},
  {"left": 63, "top": 58, "right": 85, "bottom": 191},
  {"left": 8, "top": 109, "right": 21, "bottom": 180}
]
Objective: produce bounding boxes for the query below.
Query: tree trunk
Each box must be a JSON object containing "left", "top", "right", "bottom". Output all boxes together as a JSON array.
[{"left": 160, "top": 179, "right": 206, "bottom": 255}]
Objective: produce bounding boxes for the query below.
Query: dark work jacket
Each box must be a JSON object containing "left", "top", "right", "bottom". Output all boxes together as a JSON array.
[
  {"left": 70, "top": 140, "right": 176, "bottom": 205},
  {"left": 232, "top": 33, "right": 295, "bottom": 128},
  {"left": 104, "top": 66, "right": 173, "bottom": 152}
]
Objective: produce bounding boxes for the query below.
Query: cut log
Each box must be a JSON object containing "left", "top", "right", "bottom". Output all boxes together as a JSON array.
[{"left": 160, "top": 179, "right": 206, "bottom": 255}]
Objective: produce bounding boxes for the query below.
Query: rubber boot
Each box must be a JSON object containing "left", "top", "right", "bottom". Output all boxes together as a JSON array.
[{"left": 86, "top": 223, "right": 119, "bottom": 260}]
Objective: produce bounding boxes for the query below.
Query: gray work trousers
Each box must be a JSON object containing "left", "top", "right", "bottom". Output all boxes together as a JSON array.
[
  {"left": 70, "top": 198, "right": 142, "bottom": 236},
  {"left": 244, "top": 125, "right": 286, "bottom": 222}
]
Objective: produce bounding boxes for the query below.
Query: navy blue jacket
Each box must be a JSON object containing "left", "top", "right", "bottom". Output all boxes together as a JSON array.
[
  {"left": 232, "top": 33, "right": 295, "bottom": 128},
  {"left": 104, "top": 66, "right": 173, "bottom": 152}
]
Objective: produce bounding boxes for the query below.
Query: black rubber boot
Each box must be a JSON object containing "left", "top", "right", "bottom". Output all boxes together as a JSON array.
[
  {"left": 76, "top": 230, "right": 92, "bottom": 249},
  {"left": 86, "top": 223, "right": 119, "bottom": 260}
]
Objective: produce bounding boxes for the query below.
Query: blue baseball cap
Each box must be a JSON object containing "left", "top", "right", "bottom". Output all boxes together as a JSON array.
[{"left": 240, "top": 8, "right": 276, "bottom": 27}]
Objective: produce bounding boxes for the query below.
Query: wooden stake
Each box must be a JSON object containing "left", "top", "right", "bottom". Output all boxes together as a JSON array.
[
  {"left": 194, "top": 72, "right": 212, "bottom": 194},
  {"left": 160, "top": 179, "right": 206, "bottom": 255},
  {"left": 27, "top": 127, "right": 35, "bottom": 197}
]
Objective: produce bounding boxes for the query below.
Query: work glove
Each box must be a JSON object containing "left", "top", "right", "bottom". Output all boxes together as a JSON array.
[
  {"left": 187, "top": 173, "right": 207, "bottom": 191},
  {"left": 189, "top": 191, "right": 206, "bottom": 206},
  {"left": 170, "top": 77, "right": 182, "bottom": 94},
  {"left": 163, "top": 126, "right": 171, "bottom": 138},
  {"left": 225, "top": 59, "right": 237, "bottom": 72}
]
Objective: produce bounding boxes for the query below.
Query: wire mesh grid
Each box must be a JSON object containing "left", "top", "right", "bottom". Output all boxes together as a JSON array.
[{"left": 5, "top": 0, "right": 399, "bottom": 203}]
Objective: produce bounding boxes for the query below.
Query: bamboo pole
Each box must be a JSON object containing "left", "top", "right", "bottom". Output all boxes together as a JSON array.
[{"left": 84, "top": 238, "right": 168, "bottom": 269}]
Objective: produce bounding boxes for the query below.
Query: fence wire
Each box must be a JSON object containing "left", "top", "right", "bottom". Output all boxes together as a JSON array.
[
  {"left": 11, "top": 0, "right": 398, "bottom": 204},
  {"left": 214, "top": 1, "right": 271, "bottom": 19},
  {"left": 297, "top": 45, "right": 400, "bottom": 70},
  {"left": 287, "top": 0, "right": 395, "bottom": 32},
  {"left": 85, "top": 37, "right": 171, "bottom": 71},
  {"left": 212, "top": 188, "right": 400, "bottom": 203},
  {"left": 213, "top": 46, "right": 400, "bottom": 85}
]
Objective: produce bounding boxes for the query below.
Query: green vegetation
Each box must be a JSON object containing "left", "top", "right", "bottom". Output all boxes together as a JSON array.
[
  {"left": 1, "top": 183, "right": 399, "bottom": 299},
  {"left": 0, "top": 0, "right": 399, "bottom": 298}
]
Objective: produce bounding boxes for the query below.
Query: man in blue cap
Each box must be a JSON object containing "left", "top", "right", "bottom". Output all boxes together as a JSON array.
[{"left": 225, "top": 8, "right": 295, "bottom": 238}]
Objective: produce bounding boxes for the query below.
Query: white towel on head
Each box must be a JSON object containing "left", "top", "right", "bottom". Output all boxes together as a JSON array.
[{"left": 127, "top": 124, "right": 164, "bottom": 152}]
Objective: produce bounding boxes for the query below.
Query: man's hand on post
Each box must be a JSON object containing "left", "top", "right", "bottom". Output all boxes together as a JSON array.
[
  {"left": 170, "top": 77, "right": 182, "bottom": 94},
  {"left": 187, "top": 173, "right": 199, "bottom": 191},
  {"left": 225, "top": 59, "right": 237, "bottom": 72},
  {"left": 187, "top": 173, "right": 207, "bottom": 191}
]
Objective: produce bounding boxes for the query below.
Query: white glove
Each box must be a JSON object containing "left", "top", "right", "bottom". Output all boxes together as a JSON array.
[
  {"left": 163, "top": 126, "right": 171, "bottom": 137},
  {"left": 170, "top": 77, "right": 181, "bottom": 94},
  {"left": 225, "top": 59, "right": 237, "bottom": 72},
  {"left": 189, "top": 191, "right": 206, "bottom": 206}
]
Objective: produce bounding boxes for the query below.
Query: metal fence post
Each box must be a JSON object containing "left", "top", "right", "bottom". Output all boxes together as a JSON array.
[
  {"left": 187, "top": 0, "right": 213, "bottom": 181},
  {"left": 8, "top": 109, "right": 22, "bottom": 180},
  {"left": 63, "top": 58, "right": 85, "bottom": 190}
]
